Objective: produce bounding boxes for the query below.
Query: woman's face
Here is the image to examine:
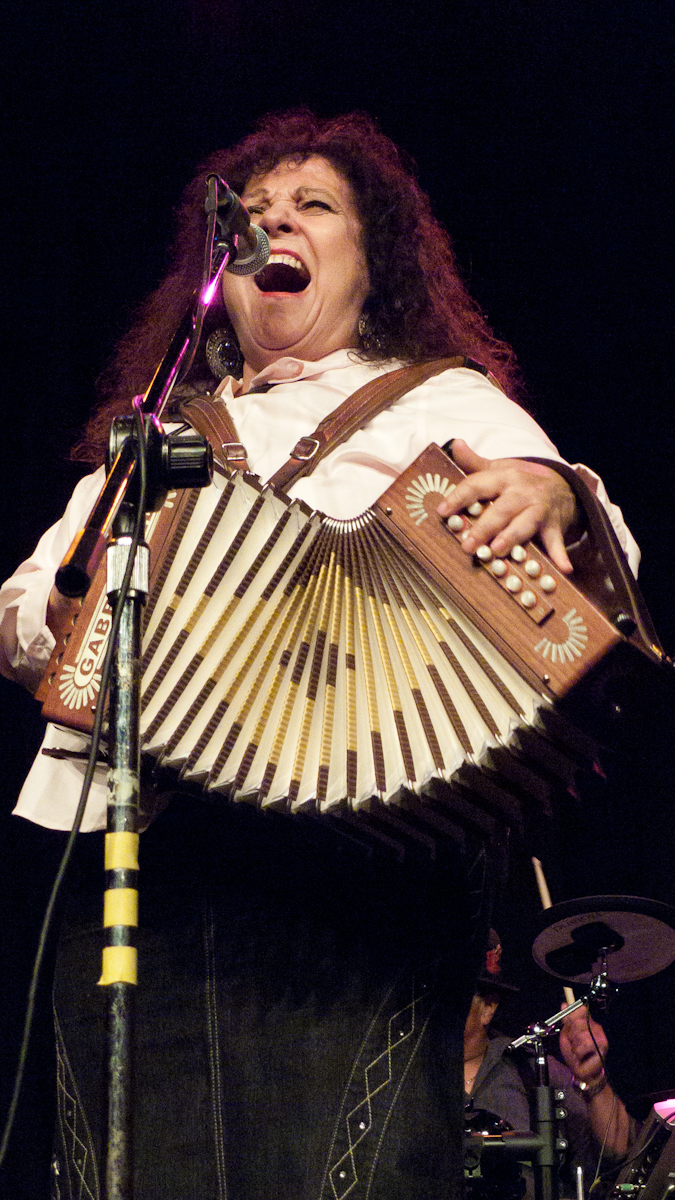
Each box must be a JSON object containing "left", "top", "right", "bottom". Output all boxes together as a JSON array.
[{"left": 220, "top": 156, "right": 370, "bottom": 374}]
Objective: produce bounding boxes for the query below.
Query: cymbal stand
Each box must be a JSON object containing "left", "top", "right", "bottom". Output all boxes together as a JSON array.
[{"left": 508, "top": 953, "right": 617, "bottom": 1200}]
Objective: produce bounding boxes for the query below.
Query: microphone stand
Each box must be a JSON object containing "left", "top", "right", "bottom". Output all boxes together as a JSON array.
[{"left": 52, "top": 178, "right": 253, "bottom": 1199}]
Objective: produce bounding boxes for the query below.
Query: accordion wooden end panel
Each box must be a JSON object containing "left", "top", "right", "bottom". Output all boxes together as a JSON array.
[{"left": 36, "top": 444, "right": 665, "bottom": 821}]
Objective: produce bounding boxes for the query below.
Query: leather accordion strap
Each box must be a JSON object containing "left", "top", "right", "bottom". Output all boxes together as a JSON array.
[
  {"left": 181, "top": 355, "right": 495, "bottom": 486},
  {"left": 268, "top": 356, "right": 490, "bottom": 492},
  {"left": 178, "top": 394, "right": 250, "bottom": 473},
  {"left": 523, "top": 456, "right": 663, "bottom": 653}
]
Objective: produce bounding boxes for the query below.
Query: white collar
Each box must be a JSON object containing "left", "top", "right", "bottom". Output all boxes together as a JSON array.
[{"left": 214, "top": 348, "right": 378, "bottom": 399}]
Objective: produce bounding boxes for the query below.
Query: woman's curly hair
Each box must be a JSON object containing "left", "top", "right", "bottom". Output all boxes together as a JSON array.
[{"left": 74, "top": 109, "right": 520, "bottom": 462}]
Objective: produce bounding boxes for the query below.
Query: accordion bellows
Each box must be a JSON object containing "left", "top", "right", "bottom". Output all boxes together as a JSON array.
[{"left": 38, "top": 445, "right": 658, "bottom": 822}]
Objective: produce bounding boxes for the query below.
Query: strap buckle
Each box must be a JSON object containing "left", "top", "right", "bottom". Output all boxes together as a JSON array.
[
  {"left": 292, "top": 437, "right": 321, "bottom": 461},
  {"left": 222, "top": 442, "right": 248, "bottom": 461}
]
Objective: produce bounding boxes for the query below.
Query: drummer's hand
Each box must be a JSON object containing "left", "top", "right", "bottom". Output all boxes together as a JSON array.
[
  {"left": 559, "top": 1003, "right": 609, "bottom": 1091},
  {"left": 436, "top": 440, "right": 579, "bottom": 574}
]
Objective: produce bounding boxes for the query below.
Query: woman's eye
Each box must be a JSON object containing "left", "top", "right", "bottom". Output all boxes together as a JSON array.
[
  {"left": 301, "top": 199, "right": 331, "bottom": 211},
  {"left": 246, "top": 205, "right": 264, "bottom": 215}
]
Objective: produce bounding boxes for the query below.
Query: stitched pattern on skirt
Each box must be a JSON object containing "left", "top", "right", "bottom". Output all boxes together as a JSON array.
[
  {"left": 319, "top": 967, "right": 438, "bottom": 1200},
  {"left": 52, "top": 1004, "right": 100, "bottom": 1200}
]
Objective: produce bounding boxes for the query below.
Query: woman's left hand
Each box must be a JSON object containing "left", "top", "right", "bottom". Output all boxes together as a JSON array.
[{"left": 436, "top": 439, "right": 579, "bottom": 574}]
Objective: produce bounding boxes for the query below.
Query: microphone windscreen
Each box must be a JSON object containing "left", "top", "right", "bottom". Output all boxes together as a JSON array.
[{"left": 226, "top": 225, "right": 271, "bottom": 276}]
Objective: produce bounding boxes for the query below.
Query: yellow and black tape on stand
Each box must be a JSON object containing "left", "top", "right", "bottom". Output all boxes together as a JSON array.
[{"left": 99, "top": 831, "right": 139, "bottom": 986}]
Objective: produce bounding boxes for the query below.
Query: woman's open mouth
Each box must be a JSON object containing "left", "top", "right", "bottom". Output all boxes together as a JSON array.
[{"left": 255, "top": 253, "right": 310, "bottom": 293}]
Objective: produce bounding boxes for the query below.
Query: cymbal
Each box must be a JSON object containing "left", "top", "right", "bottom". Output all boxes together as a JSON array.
[{"left": 532, "top": 895, "right": 675, "bottom": 983}]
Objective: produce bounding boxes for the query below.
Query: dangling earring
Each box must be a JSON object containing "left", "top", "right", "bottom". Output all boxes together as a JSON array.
[
  {"left": 205, "top": 326, "right": 244, "bottom": 380},
  {"left": 358, "top": 312, "right": 382, "bottom": 353}
]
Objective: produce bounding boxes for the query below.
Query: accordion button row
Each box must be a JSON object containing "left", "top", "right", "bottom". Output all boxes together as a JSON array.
[
  {"left": 485, "top": 558, "right": 556, "bottom": 624},
  {"left": 445, "top": 521, "right": 557, "bottom": 627}
]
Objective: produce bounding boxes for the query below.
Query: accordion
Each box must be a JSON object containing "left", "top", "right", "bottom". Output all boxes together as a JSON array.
[{"left": 37, "top": 444, "right": 667, "bottom": 844}]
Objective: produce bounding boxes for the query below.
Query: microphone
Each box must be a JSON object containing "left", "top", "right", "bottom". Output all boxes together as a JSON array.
[
  {"left": 206, "top": 175, "right": 270, "bottom": 276},
  {"left": 227, "top": 218, "right": 270, "bottom": 276}
]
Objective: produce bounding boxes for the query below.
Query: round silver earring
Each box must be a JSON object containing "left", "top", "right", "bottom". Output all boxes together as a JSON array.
[{"left": 205, "top": 327, "right": 244, "bottom": 380}]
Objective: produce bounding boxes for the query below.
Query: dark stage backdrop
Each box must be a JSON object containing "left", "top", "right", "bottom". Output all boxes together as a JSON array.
[{"left": 1, "top": 1, "right": 674, "bottom": 1192}]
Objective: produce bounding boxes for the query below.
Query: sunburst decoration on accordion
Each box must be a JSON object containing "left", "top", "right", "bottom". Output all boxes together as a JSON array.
[
  {"left": 535, "top": 609, "right": 589, "bottom": 663},
  {"left": 404, "top": 472, "right": 456, "bottom": 525},
  {"left": 57, "top": 663, "right": 103, "bottom": 711}
]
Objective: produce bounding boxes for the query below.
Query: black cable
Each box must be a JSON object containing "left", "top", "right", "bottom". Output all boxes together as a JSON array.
[{"left": 582, "top": 1005, "right": 618, "bottom": 1194}]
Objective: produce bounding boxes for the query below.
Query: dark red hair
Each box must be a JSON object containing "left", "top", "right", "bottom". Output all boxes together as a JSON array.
[{"left": 74, "top": 109, "right": 520, "bottom": 463}]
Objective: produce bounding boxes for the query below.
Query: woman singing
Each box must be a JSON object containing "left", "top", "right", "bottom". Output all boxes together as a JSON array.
[{"left": 0, "top": 110, "right": 637, "bottom": 1199}]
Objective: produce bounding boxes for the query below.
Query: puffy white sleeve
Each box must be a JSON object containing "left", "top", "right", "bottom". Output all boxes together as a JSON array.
[
  {"left": 568, "top": 464, "right": 640, "bottom": 578},
  {"left": 0, "top": 469, "right": 105, "bottom": 691}
]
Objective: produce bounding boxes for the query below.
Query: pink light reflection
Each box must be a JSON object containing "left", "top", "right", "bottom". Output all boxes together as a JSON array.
[
  {"left": 654, "top": 1099, "right": 675, "bottom": 1125},
  {"left": 202, "top": 278, "right": 219, "bottom": 305}
]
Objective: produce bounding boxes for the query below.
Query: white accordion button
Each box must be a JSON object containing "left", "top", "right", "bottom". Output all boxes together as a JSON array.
[
  {"left": 446, "top": 515, "right": 465, "bottom": 532},
  {"left": 467, "top": 501, "right": 484, "bottom": 516},
  {"left": 510, "top": 545, "right": 527, "bottom": 562},
  {"left": 524, "top": 559, "right": 541, "bottom": 577},
  {"left": 491, "top": 559, "right": 507, "bottom": 576},
  {"left": 540, "top": 574, "right": 557, "bottom": 592},
  {"left": 520, "top": 590, "right": 537, "bottom": 608},
  {"left": 475, "top": 545, "right": 492, "bottom": 561},
  {"left": 505, "top": 574, "right": 522, "bottom": 592}
]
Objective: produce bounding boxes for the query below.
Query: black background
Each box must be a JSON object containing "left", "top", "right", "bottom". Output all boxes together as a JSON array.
[{"left": 1, "top": 0, "right": 674, "bottom": 1190}]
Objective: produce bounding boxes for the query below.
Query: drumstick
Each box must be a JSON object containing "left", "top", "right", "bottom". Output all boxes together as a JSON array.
[{"left": 531, "top": 857, "right": 576, "bottom": 1006}]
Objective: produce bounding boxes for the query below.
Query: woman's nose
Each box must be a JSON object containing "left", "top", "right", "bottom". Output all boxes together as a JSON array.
[{"left": 257, "top": 202, "right": 300, "bottom": 237}]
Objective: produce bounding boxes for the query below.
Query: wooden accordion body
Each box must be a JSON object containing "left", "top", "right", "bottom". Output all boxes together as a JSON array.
[{"left": 37, "top": 444, "right": 668, "bottom": 842}]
